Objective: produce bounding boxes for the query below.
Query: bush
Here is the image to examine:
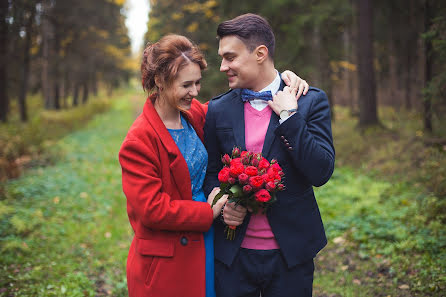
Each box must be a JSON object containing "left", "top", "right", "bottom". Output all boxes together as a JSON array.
[{"left": 0, "top": 96, "right": 111, "bottom": 182}]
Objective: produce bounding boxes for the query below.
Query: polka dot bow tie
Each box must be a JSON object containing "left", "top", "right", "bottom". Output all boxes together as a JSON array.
[{"left": 241, "top": 89, "right": 273, "bottom": 102}]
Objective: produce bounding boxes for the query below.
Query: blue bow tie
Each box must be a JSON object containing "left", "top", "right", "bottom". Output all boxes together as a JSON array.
[{"left": 240, "top": 89, "right": 273, "bottom": 102}]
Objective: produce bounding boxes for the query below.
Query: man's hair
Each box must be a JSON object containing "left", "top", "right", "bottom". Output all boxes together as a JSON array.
[{"left": 217, "top": 13, "right": 275, "bottom": 58}]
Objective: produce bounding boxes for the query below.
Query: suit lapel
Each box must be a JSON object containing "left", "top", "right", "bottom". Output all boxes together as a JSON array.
[
  {"left": 261, "top": 79, "right": 286, "bottom": 158},
  {"left": 230, "top": 89, "right": 247, "bottom": 151}
]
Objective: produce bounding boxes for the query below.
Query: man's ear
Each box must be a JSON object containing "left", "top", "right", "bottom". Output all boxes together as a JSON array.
[{"left": 255, "top": 45, "right": 269, "bottom": 64}]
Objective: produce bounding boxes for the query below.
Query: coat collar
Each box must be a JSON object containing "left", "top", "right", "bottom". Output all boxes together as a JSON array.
[
  {"left": 262, "top": 78, "right": 285, "bottom": 158},
  {"left": 142, "top": 94, "right": 193, "bottom": 199}
]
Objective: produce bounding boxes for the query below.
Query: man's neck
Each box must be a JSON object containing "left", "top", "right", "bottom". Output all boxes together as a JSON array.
[{"left": 251, "top": 65, "right": 277, "bottom": 92}]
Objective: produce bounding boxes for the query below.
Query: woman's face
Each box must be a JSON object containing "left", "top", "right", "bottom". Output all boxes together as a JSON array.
[{"left": 165, "top": 62, "right": 202, "bottom": 110}]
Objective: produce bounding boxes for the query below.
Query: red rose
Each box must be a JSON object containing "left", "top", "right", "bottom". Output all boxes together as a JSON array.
[
  {"left": 241, "top": 155, "right": 250, "bottom": 165},
  {"left": 277, "top": 184, "right": 285, "bottom": 191},
  {"left": 232, "top": 147, "right": 241, "bottom": 158},
  {"left": 270, "top": 163, "right": 282, "bottom": 173},
  {"left": 238, "top": 173, "right": 249, "bottom": 184},
  {"left": 228, "top": 177, "right": 236, "bottom": 184},
  {"left": 254, "top": 189, "right": 271, "bottom": 202},
  {"left": 243, "top": 185, "right": 253, "bottom": 193},
  {"left": 221, "top": 154, "right": 232, "bottom": 166},
  {"left": 258, "top": 158, "right": 270, "bottom": 170},
  {"left": 241, "top": 151, "right": 249, "bottom": 158},
  {"left": 249, "top": 176, "right": 264, "bottom": 188},
  {"left": 218, "top": 167, "right": 230, "bottom": 183},
  {"left": 230, "top": 158, "right": 242, "bottom": 166},
  {"left": 245, "top": 166, "right": 258, "bottom": 176},
  {"left": 230, "top": 163, "right": 245, "bottom": 177},
  {"left": 265, "top": 181, "right": 276, "bottom": 191}
]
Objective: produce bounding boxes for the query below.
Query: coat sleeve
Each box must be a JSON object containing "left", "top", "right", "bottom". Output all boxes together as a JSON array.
[
  {"left": 119, "top": 138, "right": 214, "bottom": 232},
  {"left": 203, "top": 100, "right": 220, "bottom": 197},
  {"left": 274, "top": 90, "right": 335, "bottom": 187}
]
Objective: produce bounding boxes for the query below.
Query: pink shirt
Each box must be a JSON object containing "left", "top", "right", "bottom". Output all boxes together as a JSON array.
[{"left": 240, "top": 102, "right": 280, "bottom": 250}]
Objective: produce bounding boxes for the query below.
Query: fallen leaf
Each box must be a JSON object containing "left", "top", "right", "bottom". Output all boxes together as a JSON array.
[
  {"left": 353, "top": 279, "right": 361, "bottom": 285},
  {"left": 399, "top": 284, "right": 409, "bottom": 290},
  {"left": 333, "top": 236, "right": 345, "bottom": 244},
  {"left": 53, "top": 197, "right": 60, "bottom": 204}
]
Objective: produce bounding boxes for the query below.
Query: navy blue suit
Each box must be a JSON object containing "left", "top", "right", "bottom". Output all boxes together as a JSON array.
[{"left": 204, "top": 81, "right": 335, "bottom": 296}]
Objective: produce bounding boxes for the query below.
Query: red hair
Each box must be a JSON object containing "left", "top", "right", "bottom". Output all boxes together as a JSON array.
[{"left": 141, "top": 34, "right": 207, "bottom": 92}]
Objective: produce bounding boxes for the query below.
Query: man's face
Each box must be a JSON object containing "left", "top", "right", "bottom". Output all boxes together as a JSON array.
[{"left": 218, "top": 35, "right": 260, "bottom": 90}]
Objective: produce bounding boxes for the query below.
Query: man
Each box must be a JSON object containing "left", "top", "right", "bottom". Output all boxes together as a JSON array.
[{"left": 203, "top": 14, "right": 335, "bottom": 297}]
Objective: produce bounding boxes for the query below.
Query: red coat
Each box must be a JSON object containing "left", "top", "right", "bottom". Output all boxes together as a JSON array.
[{"left": 119, "top": 94, "right": 212, "bottom": 297}]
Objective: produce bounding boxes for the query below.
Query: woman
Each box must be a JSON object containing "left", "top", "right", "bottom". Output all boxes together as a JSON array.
[{"left": 119, "top": 34, "right": 308, "bottom": 297}]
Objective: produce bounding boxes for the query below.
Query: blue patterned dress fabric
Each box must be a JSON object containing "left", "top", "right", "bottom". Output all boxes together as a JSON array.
[
  {"left": 241, "top": 88, "right": 273, "bottom": 102},
  {"left": 168, "top": 115, "right": 215, "bottom": 297}
]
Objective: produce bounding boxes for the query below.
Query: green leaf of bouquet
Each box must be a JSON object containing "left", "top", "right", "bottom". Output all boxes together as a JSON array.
[{"left": 229, "top": 185, "right": 243, "bottom": 197}]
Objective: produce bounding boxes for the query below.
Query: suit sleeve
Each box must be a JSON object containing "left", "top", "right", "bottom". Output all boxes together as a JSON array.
[
  {"left": 119, "top": 138, "right": 213, "bottom": 232},
  {"left": 203, "top": 100, "right": 221, "bottom": 197},
  {"left": 274, "top": 90, "right": 335, "bottom": 187}
]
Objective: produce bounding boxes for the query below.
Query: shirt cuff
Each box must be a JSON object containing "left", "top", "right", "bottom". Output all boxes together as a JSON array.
[{"left": 278, "top": 112, "right": 296, "bottom": 124}]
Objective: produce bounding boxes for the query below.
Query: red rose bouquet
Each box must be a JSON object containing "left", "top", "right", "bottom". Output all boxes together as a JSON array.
[{"left": 212, "top": 147, "right": 285, "bottom": 240}]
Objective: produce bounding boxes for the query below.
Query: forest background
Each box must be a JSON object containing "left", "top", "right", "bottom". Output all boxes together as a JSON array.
[{"left": 0, "top": 0, "right": 445, "bottom": 296}]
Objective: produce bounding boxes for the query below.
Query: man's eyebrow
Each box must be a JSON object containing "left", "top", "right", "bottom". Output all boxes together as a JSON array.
[{"left": 219, "top": 51, "right": 236, "bottom": 57}]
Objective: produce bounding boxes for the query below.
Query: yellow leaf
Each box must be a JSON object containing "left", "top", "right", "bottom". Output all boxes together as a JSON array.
[{"left": 187, "top": 22, "right": 199, "bottom": 33}]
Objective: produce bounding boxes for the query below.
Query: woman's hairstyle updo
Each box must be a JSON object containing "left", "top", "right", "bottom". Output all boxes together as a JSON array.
[{"left": 141, "top": 34, "right": 207, "bottom": 92}]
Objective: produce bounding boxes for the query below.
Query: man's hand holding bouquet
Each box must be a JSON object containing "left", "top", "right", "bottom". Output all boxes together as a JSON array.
[{"left": 211, "top": 147, "right": 285, "bottom": 240}]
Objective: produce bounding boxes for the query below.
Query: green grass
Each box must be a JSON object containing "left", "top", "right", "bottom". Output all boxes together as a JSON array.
[
  {"left": 0, "top": 91, "right": 138, "bottom": 296},
  {"left": 0, "top": 91, "right": 114, "bottom": 181},
  {"left": 313, "top": 167, "right": 445, "bottom": 296},
  {"left": 312, "top": 105, "right": 446, "bottom": 296}
]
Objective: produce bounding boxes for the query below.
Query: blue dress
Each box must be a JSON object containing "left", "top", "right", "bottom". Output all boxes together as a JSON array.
[{"left": 168, "top": 115, "right": 215, "bottom": 297}]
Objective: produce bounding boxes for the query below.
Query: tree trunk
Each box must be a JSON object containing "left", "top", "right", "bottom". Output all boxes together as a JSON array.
[
  {"left": 18, "top": 4, "right": 36, "bottom": 122},
  {"left": 357, "top": 0, "right": 379, "bottom": 127},
  {"left": 82, "top": 82, "right": 89, "bottom": 104},
  {"left": 54, "top": 82, "right": 60, "bottom": 110},
  {"left": 73, "top": 82, "right": 79, "bottom": 106},
  {"left": 42, "top": 0, "right": 54, "bottom": 109},
  {"left": 424, "top": 0, "right": 433, "bottom": 132},
  {"left": 0, "top": 0, "right": 9, "bottom": 122}
]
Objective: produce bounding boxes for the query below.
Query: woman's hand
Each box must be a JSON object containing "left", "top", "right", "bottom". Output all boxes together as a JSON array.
[
  {"left": 207, "top": 187, "right": 228, "bottom": 219},
  {"left": 281, "top": 70, "right": 309, "bottom": 99},
  {"left": 268, "top": 86, "right": 298, "bottom": 116}
]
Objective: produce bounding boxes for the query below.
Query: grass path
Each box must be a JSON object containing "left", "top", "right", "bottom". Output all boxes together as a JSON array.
[
  {"left": 1, "top": 91, "right": 138, "bottom": 296},
  {"left": 1, "top": 91, "right": 444, "bottom": 296}
]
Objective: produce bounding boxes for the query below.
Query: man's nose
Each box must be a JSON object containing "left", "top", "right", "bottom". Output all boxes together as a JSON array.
[{"left": 220, "top": 60, "right": 229, "bottom": 72}]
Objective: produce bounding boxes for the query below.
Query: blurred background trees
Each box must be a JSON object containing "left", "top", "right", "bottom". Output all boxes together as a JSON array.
[
  {"left": 144, "top": 0, "right": 445, "bottom": 132},
  {"left": 0, "top": 0, "right": 133, "bottom": 123}
]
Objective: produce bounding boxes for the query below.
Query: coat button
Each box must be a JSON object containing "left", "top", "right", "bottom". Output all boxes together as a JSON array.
[
  {"left": 288, "top": 147, "right": 293, "bottom": 151},
  {"left": 281, "top": 136, "right": 285, "bottom": 140},
  {"left": 180, "top": 236, "right": 188, "bottom": 246}
]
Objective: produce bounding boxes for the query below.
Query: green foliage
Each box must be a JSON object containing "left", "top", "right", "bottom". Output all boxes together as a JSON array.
[
  {"left": 312, "top": 104, "right": 446, "bottom": 295},
  {"left": 0, "top": 92, "right": 114, "bottom": 181},
  {"left": 0, "top": 91, "right": 136, "bottom": 296},
  {"left": 314, "top": 167, "right": 446, "bottom": 294}
]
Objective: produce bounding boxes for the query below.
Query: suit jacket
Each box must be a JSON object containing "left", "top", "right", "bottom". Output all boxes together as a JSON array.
[
  {"left": 119, "top": 94, "right": 212, "bottom": 297},
  {"left": 204, "top": 82, "right": 335, "bottom": 268}
]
